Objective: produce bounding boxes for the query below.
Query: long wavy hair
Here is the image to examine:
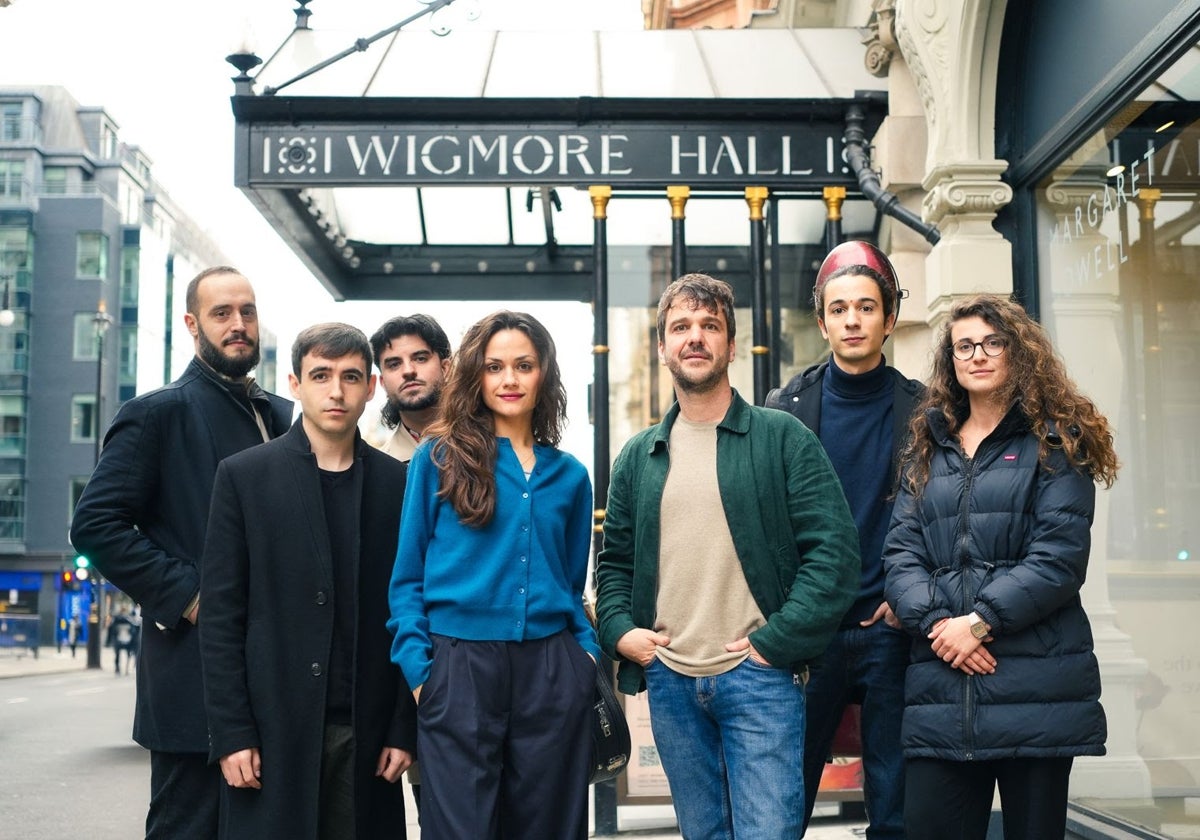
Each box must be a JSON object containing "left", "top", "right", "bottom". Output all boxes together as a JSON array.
[
  {"left": 426, "top": 311, "right": 568, "bottom": 527},
  {"left": 900, "top": 294, "right": 1118, "bottom": 496}
]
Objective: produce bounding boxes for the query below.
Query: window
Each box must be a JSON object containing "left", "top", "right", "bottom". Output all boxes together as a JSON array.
[
  {"left": 0, "top": 159, "right": 24, "bottom": 199},
  {"left": 120, "top": 247, "right": 139, "bottom": 306},
  {"left": 119, "top": 326, "right": 137, "bottom": 386},
  {"left": 0, "top": 476, "right": 24, "bottom": 540},
  {"left": 76, "top": 232, "right": 107, "bottom": 278},
  {"left": 100, "top": 122, "right": 118, "bottom": 159},
  {"left": 68, "top": 477, "right": 89, "bottom": 521},
  {"left": 70, "top": 395, "right": 97, "bottom": 443},
  {"left": 1, "top": 102, "right": 20, "bottom": 141},
  {"left": 43, "top": 166, "right": 66, "bottom": 194},
  {"left": 73, "top": 313, "right": 100, "bottom": 361},
  {"left": 0, "top": 395, "right": 25, "bottom": 458}
]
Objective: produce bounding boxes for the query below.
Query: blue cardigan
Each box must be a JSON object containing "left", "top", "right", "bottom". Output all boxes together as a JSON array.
[{"left": 388, "top": 437, "right": 600, "bottom": 690}]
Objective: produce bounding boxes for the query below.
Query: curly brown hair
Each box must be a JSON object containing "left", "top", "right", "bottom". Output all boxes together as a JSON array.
[
  {"left": 425, "top": 311, "right": 568, "bottom": 527},
  {"left": 900, "top": 294, "right": 1118, "bottom": 495}
]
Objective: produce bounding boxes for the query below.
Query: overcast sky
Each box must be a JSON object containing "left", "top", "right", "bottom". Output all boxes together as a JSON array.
[{"left": 0, "top": 0, "right": 644, "bottom": 465}]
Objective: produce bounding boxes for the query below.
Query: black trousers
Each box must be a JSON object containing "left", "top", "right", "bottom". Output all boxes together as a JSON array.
[
  {"left": 416, "top": 630, "right": 594, "bottom": 840},
  {"left": 147, "top": 750, "right": 221, "bottom": 840},
  {"left": 905, "top": 756, "right": 1075, "bottom": 840}
]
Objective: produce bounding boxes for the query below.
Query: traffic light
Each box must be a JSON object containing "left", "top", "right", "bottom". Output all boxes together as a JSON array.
[
  {"left": 60, "top": 568, "right": 76, "bottom": 590},
  {"left": 74, "top": 555, "right": 89, "bottom": 570}
]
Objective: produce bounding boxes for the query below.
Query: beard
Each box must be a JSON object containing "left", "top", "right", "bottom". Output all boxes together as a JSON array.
[
  {"left": 198, "top": 327, "right": 260, "bottom": 379},
  {"left": 380, "top": 383, "right": 441, "bottom": 429},
  {"left": 665, "top": 350, "right": 729, "bottom": 394}
]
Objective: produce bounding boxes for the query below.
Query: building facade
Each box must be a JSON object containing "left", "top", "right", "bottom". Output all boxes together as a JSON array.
[
  {"left": 650, "top": 0, "right": 1200, "bottom": 834},
  {"left": 0, "top": 86, "right": 278, "bottom": 650}
]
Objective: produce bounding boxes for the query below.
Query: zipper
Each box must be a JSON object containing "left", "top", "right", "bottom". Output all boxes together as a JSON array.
[
  {"left": 956, "top": 450, "right": 978, "bottom": 759},
  {"left": 964, "top": 673, "right": 974, "bottom": 760}
]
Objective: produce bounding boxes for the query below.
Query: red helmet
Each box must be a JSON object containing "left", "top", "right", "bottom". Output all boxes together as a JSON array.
[{"left": 814, "top": 241, "right": 906, "bottom": 316}]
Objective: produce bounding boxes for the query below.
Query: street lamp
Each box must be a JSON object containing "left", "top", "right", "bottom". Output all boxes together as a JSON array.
[{"left": 85, "top": 299, "right": 113, "bottom": 670}]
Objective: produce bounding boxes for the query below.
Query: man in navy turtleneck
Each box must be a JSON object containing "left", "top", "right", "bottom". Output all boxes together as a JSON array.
[{"left": 766, "top": 241, "right": 923, "bottom": 840}]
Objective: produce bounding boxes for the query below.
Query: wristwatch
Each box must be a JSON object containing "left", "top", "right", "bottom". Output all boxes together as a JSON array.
[{"left": 968, "top": 612, "right": 990, "bottom": 639}]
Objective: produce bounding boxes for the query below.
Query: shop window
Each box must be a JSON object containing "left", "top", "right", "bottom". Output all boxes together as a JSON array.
[{"left": 1033, "top": 45, "right": 1200, "bottom": 834}]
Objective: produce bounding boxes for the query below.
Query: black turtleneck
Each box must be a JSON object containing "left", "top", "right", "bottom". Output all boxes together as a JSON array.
[{"left": 819, "top": 358, "right": 895, "bottom": 626}]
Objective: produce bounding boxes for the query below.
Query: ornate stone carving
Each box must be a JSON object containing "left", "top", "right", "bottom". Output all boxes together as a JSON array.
[
  {"left": 921, "top": 162, "right": 1012, "bottom": 226},
  {"left": 862, "top": 0, "right": 897, "bottom": 78}
]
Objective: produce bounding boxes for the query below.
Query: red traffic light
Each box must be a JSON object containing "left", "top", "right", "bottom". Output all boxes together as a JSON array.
[{"left": 61, "top": 569, "right": 75, "bottom": 587}]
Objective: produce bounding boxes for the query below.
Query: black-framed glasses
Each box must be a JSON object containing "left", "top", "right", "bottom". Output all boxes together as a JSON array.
[{"left": 951, "top": 336, "right": 1007, "bottom": 361}]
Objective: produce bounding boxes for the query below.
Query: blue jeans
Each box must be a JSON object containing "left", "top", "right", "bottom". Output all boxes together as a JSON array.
[
  {"left": 802, "top": 621, "right": 909, "bottom": 839},
  {"left": 644, "top": 657, "right": 805, "bottom": 840}
]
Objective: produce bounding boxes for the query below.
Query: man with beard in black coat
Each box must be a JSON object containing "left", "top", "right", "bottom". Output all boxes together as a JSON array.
[{"left": 71, "top": 266, "right": 293, "bottom": 839}]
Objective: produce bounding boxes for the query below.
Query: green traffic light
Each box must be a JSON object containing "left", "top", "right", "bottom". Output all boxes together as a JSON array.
[{"left": 74, "top": 555, "right": 89, "bottom": 569}]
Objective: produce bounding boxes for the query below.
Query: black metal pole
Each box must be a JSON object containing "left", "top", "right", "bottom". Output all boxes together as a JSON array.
[
  {"left": 768, "top": 196, "right": 782, "bottom": 391},
  {"left": 667, "top": 186, "right": 689, "bottom": 281},
  {"left": 823, "top": 185, "right": 845, "bottom": 253},
  {"left": 746, "top": 187, "right": 769, "bottom": 405},
  {"left": 86, "top": 304, "right": 110, "bottom": 670},
  {"left": 589, "top": 185, "right": 619, "bottom": 836}
]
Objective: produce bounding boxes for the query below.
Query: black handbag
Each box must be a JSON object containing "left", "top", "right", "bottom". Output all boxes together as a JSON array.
[{"left": 588, "top": 661, "right": 631, "bottom": 784}]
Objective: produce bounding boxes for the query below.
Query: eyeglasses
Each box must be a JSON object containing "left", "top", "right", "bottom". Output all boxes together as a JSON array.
[{"left": 951, "top": 336, "right": 1007, "bottom": 361}]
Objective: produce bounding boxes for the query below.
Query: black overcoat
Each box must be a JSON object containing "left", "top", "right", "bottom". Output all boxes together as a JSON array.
[
  {"left": 199, "top": 420, "right": 416, "bottom": 840},
  {"left": 69, "top": 358, "right": 292, "bottom": 752},
  {"left": 883, "top": 405, "right": 1106, "bottom": 761}
]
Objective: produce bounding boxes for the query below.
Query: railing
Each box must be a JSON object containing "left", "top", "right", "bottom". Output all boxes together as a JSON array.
[{"left": 0, "top": 614, "right": 38, "bottom": 657}]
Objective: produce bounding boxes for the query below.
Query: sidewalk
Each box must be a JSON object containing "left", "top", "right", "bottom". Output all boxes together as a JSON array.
[
  {"left": 1, "top": 646, "right": 867, "bottom": 839},
  {"left": 0, "top": 643, "right": 128, "bottom": 678}
]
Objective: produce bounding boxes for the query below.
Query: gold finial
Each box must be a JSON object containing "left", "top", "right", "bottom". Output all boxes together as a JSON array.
[
  {"left": 589, "top": 185, "right": 612, "bottom": 220},
  {"left": 745, "top": 186, "right": 769, "bottom": 221},
  {"left": 667, "top": 185, "right": 690, "bottom": 220},
  {"left": 823, "top": 186, "right": 847, "bottom": 221}
]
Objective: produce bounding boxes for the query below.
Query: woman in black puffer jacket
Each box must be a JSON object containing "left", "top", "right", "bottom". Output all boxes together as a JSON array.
[{"left": 884, "top": 294, "right": 1119, "bottom": 840}]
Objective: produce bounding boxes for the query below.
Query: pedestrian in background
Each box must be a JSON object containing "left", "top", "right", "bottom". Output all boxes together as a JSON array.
[
  {"left": 107, "top": 605, "right": 140, "bottom": 675},
  {"left": 201, "top": 323, "right": 416, "bottom": 839},
  {"left": 884, "top": 294, "right": 1118, "bottom": 839},
  {"left": 766, "top": 241, "right": 921, "bottom": 839},
  {"left": 70, "top": 266, "right": 292, "bottom": 840},
  {"left": 596, "top": 274, "right": 860, "bottom": 839},
  {"left": 388, "top": 310, "right": 599, "bottom": 839}
]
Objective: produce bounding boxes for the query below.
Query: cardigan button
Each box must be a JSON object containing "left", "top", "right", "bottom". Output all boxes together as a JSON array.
[
  {"left": 311, "top": 663, "right": 322, "bottom": 676},
  {"left": 315, "top": 591, "right": 327, "bottom": 605}
]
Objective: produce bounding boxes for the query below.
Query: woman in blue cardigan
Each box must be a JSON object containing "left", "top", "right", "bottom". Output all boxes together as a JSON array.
[
  {"left": 884, "top": 294, "right": 1119, "bottom": 839},
  {"left": 388, "top": 310, "right": 599, "bottom": 840}
]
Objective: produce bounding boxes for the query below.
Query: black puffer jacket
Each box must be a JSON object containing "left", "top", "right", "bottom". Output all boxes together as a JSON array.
[{"left": 883, "top": 404, "right": 1106, "bottom": 761}]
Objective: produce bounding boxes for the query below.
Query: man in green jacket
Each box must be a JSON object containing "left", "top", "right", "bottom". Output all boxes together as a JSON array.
[{"left": 595, "top": 273, "right": 860, "bottom": 839}]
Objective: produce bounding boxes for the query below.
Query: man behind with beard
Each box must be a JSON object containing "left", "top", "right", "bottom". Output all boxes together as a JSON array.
[
  {"left": 71, "top": 266, "right": 293, "bottom": 840},
  {"left": 367, "top": 313, "right": 450, "bottom": 814},
  {"left": 369, "top": 314, "right": 451, "bottom": 463}
]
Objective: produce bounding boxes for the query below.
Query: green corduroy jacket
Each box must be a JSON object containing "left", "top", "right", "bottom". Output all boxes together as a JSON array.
[{"left": 595, "top": 390, "right": 861, "bottom": 695}]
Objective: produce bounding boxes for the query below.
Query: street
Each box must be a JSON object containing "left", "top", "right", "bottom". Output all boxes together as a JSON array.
[{"left": 0, "top": 665, "right": 146, "bottom": 837}]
